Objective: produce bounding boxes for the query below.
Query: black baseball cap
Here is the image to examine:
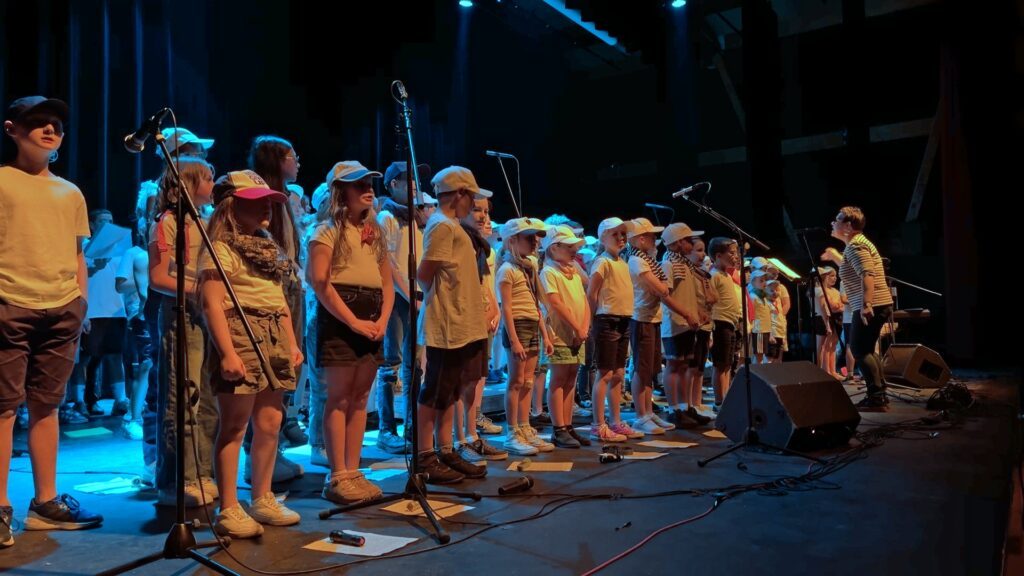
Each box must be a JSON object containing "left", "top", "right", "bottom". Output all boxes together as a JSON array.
[{"left": 6, "top": 96, "right": 69, "bottom": 124}]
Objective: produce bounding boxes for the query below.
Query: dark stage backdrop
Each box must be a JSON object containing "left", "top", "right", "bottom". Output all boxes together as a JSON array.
[{"left": 1, "top": 0, "right": 1016, "bottom": 365}]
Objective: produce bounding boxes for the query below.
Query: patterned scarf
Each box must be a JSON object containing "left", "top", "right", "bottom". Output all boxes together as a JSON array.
[
  {"left": 224, "top": 232, "right": 293, "bottom": 283},
  {"left": 664, "top": 250, "right": 689, "bottom": 285},
  {"left": 628, "top": 245, "right": 667, "bottom": 282}
]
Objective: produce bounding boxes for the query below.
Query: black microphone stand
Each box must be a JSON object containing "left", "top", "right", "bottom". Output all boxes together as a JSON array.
[
  {"left": 318, "top": 81, "right": 479, "bottom": 544},
  {"left": 676, "top": 194, "right": 823, "bottom": 468},
  {"left": 100, "top": 112, "right": 276, "bottom": 576}
]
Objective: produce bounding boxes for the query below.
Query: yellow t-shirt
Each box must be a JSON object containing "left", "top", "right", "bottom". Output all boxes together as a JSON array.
[
  {"left": 200, "top": 240, "right": 288, "bottom": 312},
  {"left": 540, "top": 262, "right": 587, "bottom": 346},
  {"left": 308, "top": 222, "right": 384, "bottom": 289},
  {"left": 0, "top": 166, "right": 90, "bottom": 309},
  {"left": 590, "top": 253, "right": 633, "bottom": 317},
  {"left": 496, "top": 261, "right": 540, "bottom": 321}
]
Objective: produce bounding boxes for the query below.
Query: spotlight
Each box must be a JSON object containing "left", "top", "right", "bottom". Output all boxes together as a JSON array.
[
  {"left": 459, "top": 0, "right": 474, "bottom": 7},
  {"left": 671, "top": 0, "right": 686, "bottom": 7}
]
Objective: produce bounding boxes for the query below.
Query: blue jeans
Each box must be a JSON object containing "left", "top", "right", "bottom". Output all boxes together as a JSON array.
[{"left": 376, "top": 297, "right": 419, "bottom": 434}]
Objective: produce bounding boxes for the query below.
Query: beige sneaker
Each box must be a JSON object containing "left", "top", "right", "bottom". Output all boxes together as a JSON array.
[
  {"left": 520, "top": 425, "right": 554, "bottom": 452},
  {"left": 249, "top": 492, "right": 300, "bottom": 526},
  {"left": 322, "top": 472, "right": 375, "bottom": 505},
  {"left": 214, "top": 504, "right": 263, "bottom": 539},
  {"left": 351, "top": 472, "right": 383, "bottom": 500},
  {"left": 199, "top": 477, "right": 219, "bottom": 502},
  {"left": 157, "top": 481, "right": 204, "bottom": 507}
]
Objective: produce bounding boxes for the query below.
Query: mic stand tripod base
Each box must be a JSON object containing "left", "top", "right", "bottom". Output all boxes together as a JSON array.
[
  {"left": 318, "top": 472, "right": 481, "bottom": 544},
  {"left": 697, "top": 430, "right": 825, "bottom": 468},
  {"left": 97, "top": 524, "right": 237, "bottom": 576}
]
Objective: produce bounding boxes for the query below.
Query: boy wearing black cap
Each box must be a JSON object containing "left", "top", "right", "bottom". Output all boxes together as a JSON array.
[{"left": 0, "top": 96, "right": 103, "bottom": 548}]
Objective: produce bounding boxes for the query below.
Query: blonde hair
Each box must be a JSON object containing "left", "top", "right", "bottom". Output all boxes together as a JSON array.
[
  {"left": 154, "top": 156, "right": 213, "bottom": 216},
  {"left": 317, "top": 180, "right": 387, "bottom": 266},
  {"left": 497, "top": 232, "right": 536, "bottom": 271}
]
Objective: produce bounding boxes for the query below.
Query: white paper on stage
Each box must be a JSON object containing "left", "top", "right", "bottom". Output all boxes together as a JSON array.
[
  {"left": 636, "top": 440, "right": 698, "bottom": 449},
  {"left": 622, "top": 451, "right": 669, "bottom": 460},
  {"left": 303, "top": 532, "right": 418, "bottom": 557},
  {"left": 380, "top": 499, "right": 474, "bottom": 519}
]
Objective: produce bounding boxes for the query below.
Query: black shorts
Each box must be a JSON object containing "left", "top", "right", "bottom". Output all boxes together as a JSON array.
[
  {"left": 82, "top": 317, "right": 127, "bottom": 356},
  {"left": 502, "top": 318, "right": 540, "bottom": 354},
  {"left": 314, "top": 285, "right": 384, "bottom": 368},
  {"left": 813, "top": 315, "right": 843, "bottom": 336},
  {"left": 766, "top": 337, "right": 784, "bottom": 361},
  {"left": 592, "top": 315, "right": 630, "bottom": 372},
  {"left": 629, "top": 320, "right": 662, "bottom": 382},
  {"left": 710, "top": 320, "right": 739, "bottom": 369},
  {"left": 749, "top": 332, "right": 770, "bottom": 356},
  {"left": 689, "top": 330, "right": 711, "bottom": 369},
  {"left": 124, "top": 316, "right": 155, "bottom": 376},
  {"left": 419, "top": 339, "right": 487, "bottom": 409},
  {"left": 663, "top": 331, "right": 697, "bottom": 361}
]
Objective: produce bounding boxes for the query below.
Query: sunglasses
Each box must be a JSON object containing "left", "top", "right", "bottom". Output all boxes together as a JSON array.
[{"left": 19, "top": 115, "right": 64, "bottom": 136}]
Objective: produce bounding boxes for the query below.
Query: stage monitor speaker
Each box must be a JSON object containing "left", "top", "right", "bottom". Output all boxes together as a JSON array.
[
  {"left": 882, "top": 344, "right": 950, "bottom": 389},
  {"left": 716, "top": 361, "right": 861, "bottom": 451}
]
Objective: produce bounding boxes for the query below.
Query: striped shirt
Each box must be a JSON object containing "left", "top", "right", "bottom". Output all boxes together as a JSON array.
[{"left": 839, "top": 234, "right": 893, "bottom": 311}]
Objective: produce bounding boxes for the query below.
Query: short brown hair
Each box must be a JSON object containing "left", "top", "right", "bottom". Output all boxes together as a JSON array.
[{"left": 838, "top": 206, "right": 865, "bottom": 231}]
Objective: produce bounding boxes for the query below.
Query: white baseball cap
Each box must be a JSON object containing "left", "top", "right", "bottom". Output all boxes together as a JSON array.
[
  {"left": 156, "top": 127, "right": 214, "bottom": 158},
  {"left": 626, "top": 217, "right": 665, "bottom": 239},
  {"left": 501, "top": 217, "right": 547, "bottom": 239},
  {"left": 431, "top": 166, "right": 491, "bottom": 198},
  {"left": 597, "top": 217, "right": 627, "bottom": 239},
  {"left": 326, "top": 161, "right": 382, "bottom": 185},
  {"left": 662, "top": 222, "right": 704, "bottom": 246},
  {"left": 542, "top": 224, "right": 585, "bottom": 250}
]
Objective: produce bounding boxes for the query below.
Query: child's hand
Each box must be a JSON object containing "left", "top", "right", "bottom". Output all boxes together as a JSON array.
[
  {"left": 221, "top": 352, "right": 247, "bottom": 381},
  {"left": 351, "top": 319, "right": 378, "bottom": 340},
  {"left": 291, "top": 346, "right": 304, "bottom": 368},
  {"left": 373, "top": 318, "right": 388, "bottom": 341},
  {"left": 699, "top": 311, "right": 710, "bottom": 325},
  {"left": 544, "top": 340, "right": 555, "bottom": 357},
  {"left": 511, "top": 341, "right": 527, "bottom": 361}
]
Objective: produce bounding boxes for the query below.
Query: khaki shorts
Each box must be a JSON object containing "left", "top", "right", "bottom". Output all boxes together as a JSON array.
[{"left": 207, "top": 308, "right": 296, "bottom": 395}]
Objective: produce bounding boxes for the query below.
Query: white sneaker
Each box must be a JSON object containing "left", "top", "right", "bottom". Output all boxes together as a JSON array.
[
  {"left": 249, "top": 492, "right": 300, "bottom": 526},
  {"left": 503, "top": 428, "right": 539, "bottom": 456},
  {"left": 199, "top": 477, "right": 219, "bottom": 501},
  {"left": 475, "top": 413, "right": 503, "bottom": 435},
  {"left": 215, "top": 504, "right": 263, "bottom": 538},
  {"left": 310, "top": 447, "right": 329, "bottom": 468},
  {"left": 650, "top": 413, "right": 676, "bottom": 431},
  {"left": 157, "top": 481, "right": 204, "bottom": 507},
  {"left": 695, "top": 405, "right": 717, "bottom": 419},
  {"left": 457, "top": 442, "right": 485, "bottom": 463},
  {"left": 121, "top": 419, "right": 143, "bottom": 440},
  {"left": 520, "top": 425, "right": 554, "bottom": 452},
  {"left": 632, "top": 415, "right": 665, "bottom": 435}
]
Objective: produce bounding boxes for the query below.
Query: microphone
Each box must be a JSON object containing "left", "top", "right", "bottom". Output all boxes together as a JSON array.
[
  {"left": 497, "top": 476, "right": 534, "bottom": 495},
  {"left": 644, "top": 202, "right": 673, "bottom": 211},
  {"left": 395, "top": 80, "right": 408, "bottom": 100},
  {"left": 123, "top": 108, "right": 170, "bottom": 153},
  {"left": 794, "top": 226, "right": 826, "bottom": 235},
  {"left": 486, "top": 150, "right": 516, "bottom": 159},
  {"left": 671, "top": 181, "right": 710, "bottom": 199}
]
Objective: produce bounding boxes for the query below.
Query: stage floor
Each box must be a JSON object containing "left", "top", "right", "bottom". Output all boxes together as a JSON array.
[{"left": 1, "top": 371, "right": 1018, "bottom": 576}]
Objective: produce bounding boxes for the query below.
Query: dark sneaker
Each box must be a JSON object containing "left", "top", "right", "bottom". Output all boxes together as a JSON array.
[
  {"left": 486, "top": 369, "right": 505, "bottom": 384},
  {"left": 438, "top": 449, "right": 487, "bottom": 479},
  {"left": 856, "top": 396, "right": 889, "bottom": 412},
  {"left": 280, "top": 417, "right": 308, "bottom": 447},
  {"left": 86, "top": 404, "right": 105, "bottom": 417},
  {"left": 551, "top": 426, "right": 581, "bottom": 449},
  {"left": 58, "top": 404, "right": 89, "bottom": 425},
  {"left": 470, "top": 438, "right": 509, "bottom": 461},
  {"left": 685, "top": 406, "right": 712, "bottom": 426},
  {"left": 670, "top": 409, "right": 699, "bottom": 430},
  {"left": 529, "top": 411, "right": 552, "bottom": 427},
  {"left": 111, "top": 399, "right": 130, "bottom": 417},
  {"left": 376, "top": 430, "right": 409, "bottom": 454},
  {"left": 566, "top": 426, "right": 592, "bottom": 447},
  {"left": 24, "top": 494, "right": 102, "bottom": 530},
  {"left": 417, "top": 452, "right": 465, "bottom": 485},
  {"left": 1, "top": 506, "right": 13, "bottom": 548}
]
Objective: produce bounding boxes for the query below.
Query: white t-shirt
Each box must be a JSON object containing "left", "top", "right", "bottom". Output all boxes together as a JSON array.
[
  {"left": 590, "top": 253, "right": 633, "bottom": 317},
  {"left": 770, "top": 299, "right": 787, "bottom": 339},
  {"left": 116, "top": 245, "right": 148, "bottom": 319},
  {"left": 540, "top": 261, "right": 587, "bottom": 347},
  {"left": 418, "top": 212, "right": 487, "bottom": 349},
  {"left": 86, "top": 253, "right": 126, "bottom": 319},
  {"left": 309, "top": 222, "right": 384, "bottom": 289},
  {"left": 199, "top": 241, "right": 288, "bottom": 312},
  {"left": 628, "top": 252, "right": 663, "bottom": 323},
  {"left": 378, "top": 209, "right": 422, "bottom": 300},
  {"left": 0, "top": 166, "right": 90, "bottom": 309},
  {"left": 150, "top": 212, "right": 203, "bottom": 283},
  {"left": 496, "top": 262, "right": 540, "bottom": 321}
]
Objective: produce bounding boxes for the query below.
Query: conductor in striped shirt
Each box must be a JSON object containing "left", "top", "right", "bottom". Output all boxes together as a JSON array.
[{"left": 821, "top": 207, "right": 894, "bottom": 411}]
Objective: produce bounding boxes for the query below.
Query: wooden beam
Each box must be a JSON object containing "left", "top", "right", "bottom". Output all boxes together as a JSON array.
[
  {"left": 906, "top": 104, "right": 942, "bottom": 222},
  {"left": 712, "top": 52, "right": 746, "bottom": 132}
]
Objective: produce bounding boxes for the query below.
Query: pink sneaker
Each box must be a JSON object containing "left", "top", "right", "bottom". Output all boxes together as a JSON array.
[
  {"left": 610, "top": 421, "right": 644, "bottom": 439},
  {"left": 590, "top": 423, "right": 627, "bottom": 443}
]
